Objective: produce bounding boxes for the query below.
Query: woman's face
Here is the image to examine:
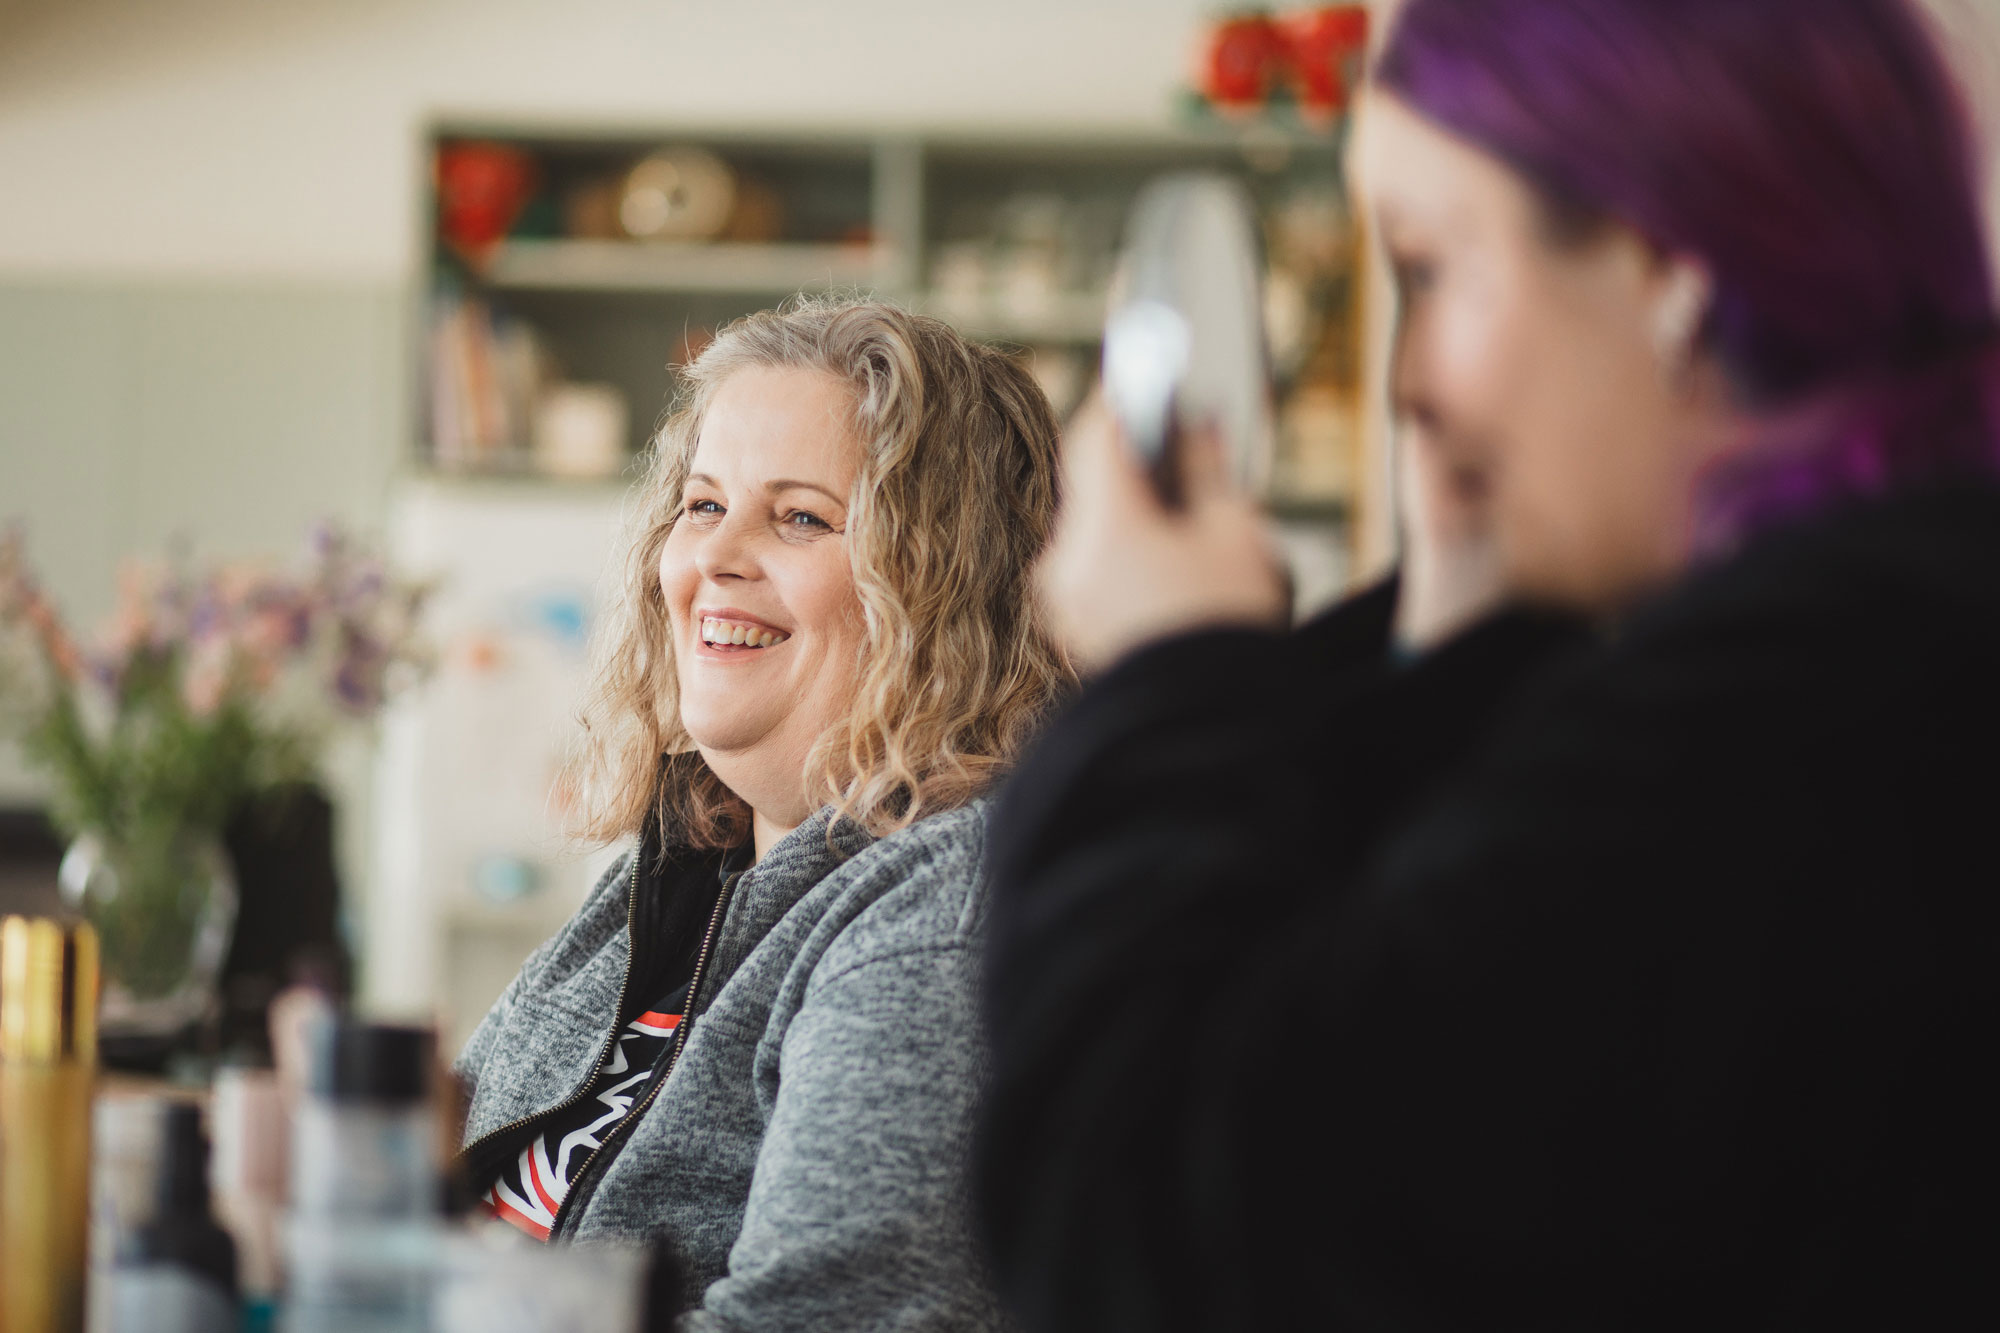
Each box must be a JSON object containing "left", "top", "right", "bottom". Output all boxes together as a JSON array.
[
  {"left": 660, "top": 365, "right": 865, "bottom": 816},
  {"left": 1356, "top": 92, "right": 1725, "bottom": 611}
]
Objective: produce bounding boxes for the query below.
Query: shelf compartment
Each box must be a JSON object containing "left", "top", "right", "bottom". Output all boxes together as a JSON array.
[
  {"left": 918, "top": 290, "right": 1109, "bottom": 343},
  {"left": 484, "top": 240, "right": 888, "bottom": 294}
]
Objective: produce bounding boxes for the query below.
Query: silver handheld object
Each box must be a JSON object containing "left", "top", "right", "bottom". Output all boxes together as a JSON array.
[{"left": 1101, "top": 173, "right": 1274, "bottom": 506}]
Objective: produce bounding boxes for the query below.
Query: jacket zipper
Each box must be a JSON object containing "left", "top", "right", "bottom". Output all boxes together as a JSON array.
[
  {"left": 458, "top": 855, "right": 646, "bottom": 1174},
  {"left": 547, "top": 865, "right": 743, "bottom": 1240}
]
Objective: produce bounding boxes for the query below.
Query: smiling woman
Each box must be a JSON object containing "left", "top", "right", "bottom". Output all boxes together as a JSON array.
[
  {"left": 577, "top": 300, "right": 1069, "bottom": 857},
  {"left": 661, "top": 364, "right": 872, "bottom": 855},
  {"left": 449, "top": 298, "right": 1071, "bottom": 1330}
]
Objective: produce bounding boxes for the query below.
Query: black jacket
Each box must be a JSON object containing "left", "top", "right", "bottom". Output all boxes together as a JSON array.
[{"left": 978, "top": 481, "right": 2000, "bottom": 1332}]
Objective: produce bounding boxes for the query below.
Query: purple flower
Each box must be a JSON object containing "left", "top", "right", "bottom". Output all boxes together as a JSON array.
[
  {"left": 187, "top": 589, "right": 225, "bottom": 642},
  {"left": 331, "top": 658, "right": 380, "bottom": 713}
]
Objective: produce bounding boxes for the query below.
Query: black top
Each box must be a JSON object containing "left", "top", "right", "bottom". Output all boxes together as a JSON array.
[
  {"left": 624, "top": 838, "right": 749, "bottom": 1025},
  {"left": 457, "top": 837, "right": 743, "bottom": 1215},
  {"left": 977, "top": 480, "right": 2000, "bottom": 1332}
]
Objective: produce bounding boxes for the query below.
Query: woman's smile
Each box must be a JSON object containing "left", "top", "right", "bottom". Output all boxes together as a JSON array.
[{"left": 695, "top": 608, "right": 793, "bottom": 656}]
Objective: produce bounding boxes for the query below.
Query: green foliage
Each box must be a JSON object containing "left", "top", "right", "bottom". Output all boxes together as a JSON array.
[
  {"left": 18, "top": 644, "right": 309, "bottom": 846},
  {"left": 0, "top": 525, "right": 426, "bottom": 848}
]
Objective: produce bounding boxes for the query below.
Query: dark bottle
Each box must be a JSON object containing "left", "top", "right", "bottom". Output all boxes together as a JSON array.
[{"left": 111, "top": 1100, "right": 239, "bottom": 1333}]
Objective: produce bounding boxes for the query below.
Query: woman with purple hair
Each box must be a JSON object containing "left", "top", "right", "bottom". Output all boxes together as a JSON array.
[{"left": 977, "top": 0, "right": 2000, "bottom": 1328}]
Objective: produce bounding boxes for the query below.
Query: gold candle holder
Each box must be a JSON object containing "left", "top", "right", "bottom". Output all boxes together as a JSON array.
[{"left": 1, "top": 916, "right": 98, "bottom": 1333}]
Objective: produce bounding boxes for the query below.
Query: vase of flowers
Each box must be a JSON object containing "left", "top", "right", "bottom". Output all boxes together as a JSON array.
[
  {"left": 58, "top": 826, "right": 236, "bottom": 1032},
  {"left": 0, "top": 526, "right": 429, "bottom": 1040}
]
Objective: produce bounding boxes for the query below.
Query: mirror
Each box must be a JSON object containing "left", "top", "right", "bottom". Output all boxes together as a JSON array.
[{"left": 1101, "top": 173, "right": 1275, "bottom": 507}]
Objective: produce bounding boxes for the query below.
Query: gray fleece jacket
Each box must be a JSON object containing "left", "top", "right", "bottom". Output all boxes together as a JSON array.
[{"left": 454, "top": 801, "right": 1010, "bottom": 1332}]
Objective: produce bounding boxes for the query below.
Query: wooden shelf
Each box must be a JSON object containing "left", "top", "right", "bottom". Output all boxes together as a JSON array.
[{"left": 484, "top": 240, "right": 887, "bottom": 294}]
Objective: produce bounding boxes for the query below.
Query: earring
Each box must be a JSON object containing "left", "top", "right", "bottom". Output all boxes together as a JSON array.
[{"left": 1651, "top": 267, "right": 1707, "bottom": 386}]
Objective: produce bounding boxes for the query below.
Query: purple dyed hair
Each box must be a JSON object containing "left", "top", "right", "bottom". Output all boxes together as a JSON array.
[{"left": 1376, "top": 0, "right": 2000, "bottom": 539}]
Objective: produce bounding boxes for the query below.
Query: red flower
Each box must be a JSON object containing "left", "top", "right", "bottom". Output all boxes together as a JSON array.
[
  {"left": 435, "top": 141, "right": 538, "bottom": 267},
  {"left": 1279, "top": 6, "right": 1371, "bottom": 123},
  {"left": 1200, "top": 12, "right": 1290, "bottom": 111}
]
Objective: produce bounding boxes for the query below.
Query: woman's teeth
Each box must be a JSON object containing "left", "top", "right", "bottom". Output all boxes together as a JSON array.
[{"left": 701, "top": 617, "right": 786, "bottom": 649}]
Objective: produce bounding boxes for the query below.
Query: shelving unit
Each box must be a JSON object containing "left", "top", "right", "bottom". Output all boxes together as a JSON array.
[{"left": 420, "top": 123, "right": 1369, "bottom": 532}]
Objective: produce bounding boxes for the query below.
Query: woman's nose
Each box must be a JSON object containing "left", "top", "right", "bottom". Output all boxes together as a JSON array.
[
  {"left": 693, "top": 511, "right": 761, "bottom": 582},
  {"left": 1389, "top": 312, "right": 1433, "bottom": 427},
  {"left": 1392, "top": 318, "right": 1458, "bottom": 455}
]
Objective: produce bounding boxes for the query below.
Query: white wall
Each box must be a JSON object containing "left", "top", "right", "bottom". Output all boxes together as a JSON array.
[
  {"left": 0, "top": 0, "right": 1214, "bottom": 282},
  {"left": 4, "top": 0, "right": 1998, "bottom": 279}
]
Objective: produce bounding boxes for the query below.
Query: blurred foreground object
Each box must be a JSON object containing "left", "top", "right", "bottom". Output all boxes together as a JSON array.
[
  {"left": 431, "top": 1232, "right": 650, "bottom": 1333},
  {"left": 1103, "top": 173, "right": 1274, "bottom": 507},
  {"left": 0, "top": 528, "right": 430, "bottom": 1058},
  {"left": 276, "top": 1012, "right": 656, "bottom": 1331},
  {"left": 218, "top": 788, "right": 348, "bottom": 1064},
  {"left": 0, "top": 915, "right": 98, "bottom": 1333},
  {"left": 107, "top": 1101, "right": 237, "bottom": 1333},
  {"left": 284, "top": 1018, "right": 439, "bottom": 1333},
  {"left": 209, "top": 1067, "right": 290, "bottom": 1318}
]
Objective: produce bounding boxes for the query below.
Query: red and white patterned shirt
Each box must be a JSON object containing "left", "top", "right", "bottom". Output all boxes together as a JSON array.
[{"left": 485, "top": 979, "right": 691, "bottom": 1240}]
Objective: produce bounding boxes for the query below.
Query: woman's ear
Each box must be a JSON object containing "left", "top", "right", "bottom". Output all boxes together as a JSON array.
[{"left": 1649, "top": 257, "right": 1712, "bottom": 386}]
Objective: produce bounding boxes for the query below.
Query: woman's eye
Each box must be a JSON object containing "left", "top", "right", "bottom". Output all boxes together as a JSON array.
[
  {"left": 686, "top": 499, "right": 723, "bottom": 519},
  {"left": 783, "top": 510, "right": 832, "bottom": 531}
]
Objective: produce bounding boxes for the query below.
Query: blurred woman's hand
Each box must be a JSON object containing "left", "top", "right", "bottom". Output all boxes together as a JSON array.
[{"left": 1038, "top": 395, "right": 1289, "bottom": 673}]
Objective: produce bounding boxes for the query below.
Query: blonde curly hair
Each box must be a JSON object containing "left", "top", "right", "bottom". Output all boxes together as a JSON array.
[{"left": 567, "top": 297, "right": 1074, "bottom": 851}]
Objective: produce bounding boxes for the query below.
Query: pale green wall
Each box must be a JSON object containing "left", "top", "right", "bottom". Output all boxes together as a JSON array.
[{"left": 0, "top": 279, "right": 408, "bottom": 798}]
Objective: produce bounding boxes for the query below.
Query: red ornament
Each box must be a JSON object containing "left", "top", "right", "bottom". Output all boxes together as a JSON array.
[
  {"left": 1279, "top": 5, "right": 1371, "bottom": 122},
  {"left": 1200, "top": 12, "right": 1289, "bottom": 112},
  {"left": 435, "top": 141, "right": 538, "bottom": 266}
]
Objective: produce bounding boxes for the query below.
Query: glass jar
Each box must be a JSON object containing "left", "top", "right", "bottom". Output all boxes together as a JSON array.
[{"left": 58, "top": 828, "right": 236, "bottom": 1035}]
